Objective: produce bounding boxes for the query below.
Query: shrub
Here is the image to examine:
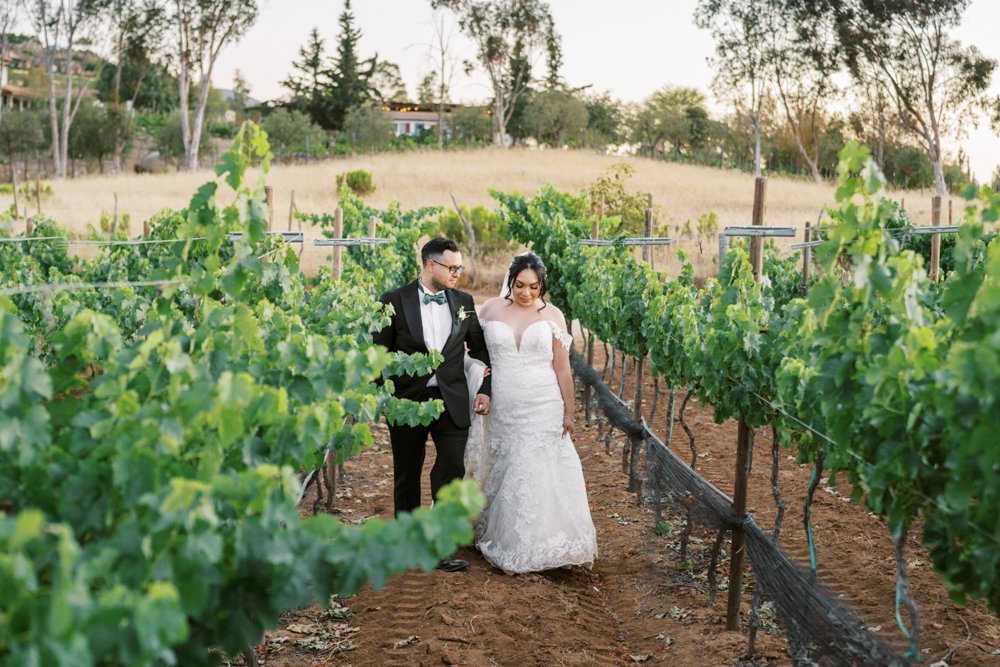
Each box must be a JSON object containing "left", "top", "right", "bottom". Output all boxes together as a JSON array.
[
  {"left": 336, "top": 169, "right": 375, "bottom": 196},
  {"left": 436, "top": 205, "right": 511, "bottom": 259}
]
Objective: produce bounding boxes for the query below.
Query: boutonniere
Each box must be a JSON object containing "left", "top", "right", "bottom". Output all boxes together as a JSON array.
[{"left": 456, "top": 306, "right": 469, "bottom": 322}]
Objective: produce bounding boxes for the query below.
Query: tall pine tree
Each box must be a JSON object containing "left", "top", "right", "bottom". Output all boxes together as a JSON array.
[
  {"left": 281, "top": 28, "right": 333, "bottom": 128},
  {"left": 328, "top": 0, "right": 376, "bottom": 130}
]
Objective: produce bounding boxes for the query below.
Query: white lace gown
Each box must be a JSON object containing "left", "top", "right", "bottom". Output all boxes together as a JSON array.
[{"left": 471, "top": 319, "right": 598, "bottom": 574}]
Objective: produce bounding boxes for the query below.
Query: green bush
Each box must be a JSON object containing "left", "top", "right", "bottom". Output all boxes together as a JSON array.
[
  {"left": 336, "top": 169, "right": 375, "bottom": 196},
  {"left": 436, "top": 205, "right": 511, "bottom": 259},
  {"left": 0, "top": 182, "right": 54, "bottom": 200},
  {"left": 86, "top": 210, "right": 131, "bottom": 239}
]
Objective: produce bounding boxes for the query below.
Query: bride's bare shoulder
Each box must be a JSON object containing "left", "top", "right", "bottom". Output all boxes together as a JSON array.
[
  {"left": 541, "top": 302, "right": 567, "bottom": 328},
  {"left": 478, "top": 297, "right": 504, "bottom": 319}
]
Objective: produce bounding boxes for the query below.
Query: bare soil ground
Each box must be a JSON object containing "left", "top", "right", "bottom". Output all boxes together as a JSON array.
[{"left": 248, "top": 307, "right": 1000, "bottom": 667}]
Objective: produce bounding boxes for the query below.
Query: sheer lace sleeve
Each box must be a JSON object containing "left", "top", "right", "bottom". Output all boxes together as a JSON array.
[{"left": 548, "top": 320, "right": 573, "bottom": 351}]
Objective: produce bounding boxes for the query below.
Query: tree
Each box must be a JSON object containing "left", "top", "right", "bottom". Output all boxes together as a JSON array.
[
  {"left": 327, "top": 0, "right": 376, "bottom": 131},
  {"left": 423, "top": 10, "right": 463, "bottom": 149},
  {"left": 627, "top": 87, "right": 707, "bottom": 158},
  {"left": 432, "top": 0, "right": 560, "bottom": 147},
  {"left": 341, "top": 105, "right": 392, "bottom": 152},
  {"left": 261, "top": 108, "right": 325, "bottom": 159},
  {"left": 0, "top": 0, "right": 17, "bottom": 131},
  {"left": 584, "top": 93, "right": 622, "bottom": 147},
  {"left": 448, "top": 105, "right": 491, "bottom": 146},
  {"left": 22, "top": 0, "right": 105, "bottom": 178},
  {"left": 68, "top": 101, "right": 116, "bottom": 172},
  {"left": 655, "top": 87, "right": 705, "bottom": 158},
  {"left": 521, "top": 88, "right": 587, "bottom": 145},
  {"left": 173, "top": 0, "right": 258, "bottom": 170},
  {"left": 889, "top": 145, "right": 933, "bottom": 190},
  {"left": 98, "top": 57, "right": 177, "bottom": 113},
  {"left": 0, "top": 110, "right": 45, "bottom": 185},
  {"left": 156, "top": 108, "right": 207, "bottom": 161},
  {"left": 991, "top": 165, "right": 1000, "bottom": 193},
  {"left": 102, "top": 0, "right": 169, "bottom": 173},
  {"left": 370, "top": 61, "right": 407, "bottom": 103},
  {"left": 416, "top": 73, "right": 437, "bottom": 105},
  {"left": 763, "top": 0, "right": 838, "bottom": 182},
  {"left": 281, "top": 27, "right": 330, "bottom": 128},
  {"left": 696, "top": 0, "right": 773, "bottom": 176},
  {"left": 231, "top": 68, "right": 251, "bottom": 115},
  {"left": 793, "top": 0, "right": 997, "bottom": 196}
]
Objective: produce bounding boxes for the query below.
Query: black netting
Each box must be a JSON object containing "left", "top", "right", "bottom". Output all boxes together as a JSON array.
[{"left": 570, "top": 348, "right": 907, "bottom": 666}]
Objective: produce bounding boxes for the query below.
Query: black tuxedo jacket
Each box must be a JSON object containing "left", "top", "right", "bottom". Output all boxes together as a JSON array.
[{"left": 372, "top": 280, "right": 491, "bottom": 429}]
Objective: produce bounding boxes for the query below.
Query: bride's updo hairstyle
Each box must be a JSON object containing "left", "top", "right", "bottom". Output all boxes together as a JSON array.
[{"left": 503, "top": 252, "right": 549, "bottom": 310}]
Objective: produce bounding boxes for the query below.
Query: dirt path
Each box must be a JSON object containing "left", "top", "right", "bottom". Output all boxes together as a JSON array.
[{"left": 253, "top": 330, "right": 1000, "bottom": 667}]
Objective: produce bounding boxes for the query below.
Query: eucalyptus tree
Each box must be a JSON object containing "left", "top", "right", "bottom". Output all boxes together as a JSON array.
[
  {"left": 21, "top": 0, "right": 105, "bottom": 178},
  {"left": 695, "top": 0, "right": 774, "bottom": 176},
  {"left": 762, "top": 0, "right": 838, "bottom": 182},
  {"left": 173, "top": 0, "right": 258, "bottom": 169},
  {"left": 431, "top": 0, "right": 560, "bottom": 147},
  {"left": 786, "top": 0, "right": 996, "bottom": 196},
  {"left": 104, "top": 0, "right": 168, "bottom": 172}
]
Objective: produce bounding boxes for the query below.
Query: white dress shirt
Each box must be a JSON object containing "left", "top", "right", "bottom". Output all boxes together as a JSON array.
[{"left": 418, "top": 280, "right": 452, "bottom": 387}]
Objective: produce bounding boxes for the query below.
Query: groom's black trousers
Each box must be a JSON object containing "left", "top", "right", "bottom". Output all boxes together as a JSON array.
[{"left": 388, "top": 385, "right": 468, "bottom": 517}]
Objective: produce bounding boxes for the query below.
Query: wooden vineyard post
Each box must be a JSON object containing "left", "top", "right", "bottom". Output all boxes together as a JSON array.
[
  {"left": 332, "top": 207, "right": 343, "bottom": 281},
  {"left": 629, "top": 196, "right": 655, "bottom": 497},
  {"left": 930, "top": 195, "right": 942, "bottom": 282},
  {"left": 748, "top": 177, "right": 766, "bottom": 281},
  {"left": 643, "top": 195, "right": 654, "bottom": 268},
  {"left": 287, "top": 190, "right": 296, "bottom": 231},
  {"left": 801, "top": 221, "right": 811, "bottom": 293},
  {"left": 143, "top": 219, "right": 150, "bottom": 239},
  {"left": 308, "top": 227, "right": 390, "bottom": 514},
  {"left": 12, "top": 163, "right": 18, "bottom": 221},
  {"left": 264, "top": 186, "right": 274, "bottom": 231},
  {"left": 584, "top": 202, "right": 601, "bottom": 426},
  {"left": 112, "top": 193, "right": 119, "bottom": 237},
  {"left": 35, "top": 172, "right": 41, "bottom": 214},
  {"left": 726, "top": 175, "right": 766, "bottom": 632},
  {"left": 643, "top": 205, "right": 653, "bottom": 265},
  {"left": 630, "top": 349, "right": 644, "bottom": 498}
]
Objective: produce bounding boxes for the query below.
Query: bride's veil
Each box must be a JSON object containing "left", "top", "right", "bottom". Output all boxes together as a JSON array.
[{"left": 462, "top": 253, "right": 526, "bottom": 505}]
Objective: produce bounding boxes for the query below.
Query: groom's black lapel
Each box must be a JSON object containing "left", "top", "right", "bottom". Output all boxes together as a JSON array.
[
  {"left": 441, "top": 289, "right": 462, "bottom": 350},
  {"left": 400, "top": 280, "right": 426, "bottom": 351}
]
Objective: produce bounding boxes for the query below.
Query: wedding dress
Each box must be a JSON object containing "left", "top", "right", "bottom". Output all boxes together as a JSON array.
[{"left": 467, "top": 318, "right": 598, "bottom": 574}]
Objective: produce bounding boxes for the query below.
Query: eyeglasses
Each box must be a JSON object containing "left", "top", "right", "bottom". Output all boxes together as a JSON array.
[{"left": 431, "top": 259, "right": 465, "bottom": 276}]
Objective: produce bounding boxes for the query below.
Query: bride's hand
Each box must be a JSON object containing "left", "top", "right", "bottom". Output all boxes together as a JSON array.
[{"left": 562, "top": 414, "right": 574, "bottom": 437}]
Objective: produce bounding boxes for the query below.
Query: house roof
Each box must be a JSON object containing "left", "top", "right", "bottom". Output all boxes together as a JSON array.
[
  {"left": 382, "top": 101, "right": 456, "bottom": 113},
  {"left": 1, "top": 84, "right": 35, "bottom": 99},
  {"left": 386, "top": 110, "right": 447, "bottom": 122}
]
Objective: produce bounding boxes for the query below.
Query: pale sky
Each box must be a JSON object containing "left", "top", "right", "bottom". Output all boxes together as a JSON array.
[{"left": 214, "top": 0, "right": 1000, "bottom": 182}]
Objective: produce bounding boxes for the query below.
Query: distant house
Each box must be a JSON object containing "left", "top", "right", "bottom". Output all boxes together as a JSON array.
[
  {"left": 1, "top": 57, "right": 34, "bottom": 110},
  {"left": 218, "top": 88, "right": 264, "bottom": 123},
  {"left": 383, "top": 101, "right": 454, "bottom": 138}
]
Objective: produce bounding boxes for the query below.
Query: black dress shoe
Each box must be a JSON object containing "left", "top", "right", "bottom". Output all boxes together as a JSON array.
[{"left": 437, "top": 557, "right": 469, "bottom": 572}]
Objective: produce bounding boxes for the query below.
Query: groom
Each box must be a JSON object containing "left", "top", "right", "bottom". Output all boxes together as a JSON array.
[{"left": 372, "top": 237, "right": 491, "bottom": 572}]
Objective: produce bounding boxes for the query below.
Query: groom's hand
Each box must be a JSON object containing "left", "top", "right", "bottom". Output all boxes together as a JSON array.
[{"left": 473, "top": 394, "right": 491, "bottom": 415}]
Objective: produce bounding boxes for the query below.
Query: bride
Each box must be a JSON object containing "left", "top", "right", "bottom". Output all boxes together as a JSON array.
[{"left": 465, "top": 252, "right": 598, "bottom": 574}]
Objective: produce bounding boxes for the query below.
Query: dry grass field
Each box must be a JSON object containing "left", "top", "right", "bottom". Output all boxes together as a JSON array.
[{"left": 3, "top": 148, "right": 946, "bottom": 280}]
